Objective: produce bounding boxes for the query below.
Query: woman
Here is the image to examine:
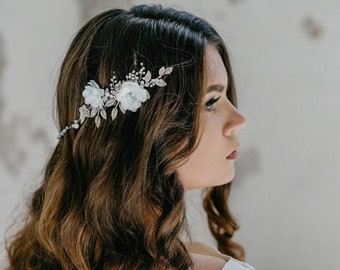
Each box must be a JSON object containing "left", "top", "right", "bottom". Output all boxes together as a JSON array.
[{"left": 6, "top": 5, "right": 253, "bottom": 270}]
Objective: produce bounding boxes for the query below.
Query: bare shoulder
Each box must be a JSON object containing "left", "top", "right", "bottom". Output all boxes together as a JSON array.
[
  {"left": 187, "top": 242, "right": 230, "bottom": 260},
  {"left": 190, "top": 252, "right": 227, "bottom": 270},
  {"left": 187, "top": 242, "right": 256, "bottom": 270},
  {"left": 187, "top": 242, "right": 230, "bottom": 270}
]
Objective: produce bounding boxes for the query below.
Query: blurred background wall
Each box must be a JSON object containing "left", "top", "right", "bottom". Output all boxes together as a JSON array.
[{"left": 1, "top": 0, "right": 339, "bottom": 269}]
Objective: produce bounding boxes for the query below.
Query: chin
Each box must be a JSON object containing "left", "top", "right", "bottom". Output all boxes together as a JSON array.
[
  {"left": 221, "top": 177, "right": 234, "bottom": 186},
  {"left": 221, "top": 170, "right": 235, "bottom": 185},
  {"left": 209, "top": 177, "right": 233, "bottom": 188}
]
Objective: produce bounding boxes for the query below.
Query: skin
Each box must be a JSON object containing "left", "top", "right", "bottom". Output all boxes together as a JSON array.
[
  {"left": 178, "top": 46, "right": 247, "bottom": 190},
  {"left": 188, "top": 242, "right": 231, "bottom": 269}
]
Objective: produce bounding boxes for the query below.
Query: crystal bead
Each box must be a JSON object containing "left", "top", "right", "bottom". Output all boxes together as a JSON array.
[{"left": 72, "top": 123, "right": 79, "bottom": 129}]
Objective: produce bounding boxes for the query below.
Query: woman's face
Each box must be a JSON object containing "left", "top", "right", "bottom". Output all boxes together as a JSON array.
[{"left": 177, "top": 46, "right": 247, "bottom": 190}]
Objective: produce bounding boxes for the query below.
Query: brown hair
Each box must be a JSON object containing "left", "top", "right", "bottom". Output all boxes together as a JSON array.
[{"left": 6, "top": 5, "right": 244, "bottom": 269}]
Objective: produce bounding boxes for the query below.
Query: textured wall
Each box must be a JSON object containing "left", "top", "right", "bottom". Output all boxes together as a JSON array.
[
  {"left": 1, "top": 0, "right": 340, "bottom": 269},
  {"left": 0, "top": 0, "right": 81, "bottom": 264}
]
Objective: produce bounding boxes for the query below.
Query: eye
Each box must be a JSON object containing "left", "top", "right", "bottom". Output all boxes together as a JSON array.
[{"left": 204, "top": 96, "right": 221, "bottom": 112}]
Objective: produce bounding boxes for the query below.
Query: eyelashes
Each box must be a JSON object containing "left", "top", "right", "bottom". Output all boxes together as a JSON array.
[{"left": 204, "top": 96, "right": 221, "bottom": 112}]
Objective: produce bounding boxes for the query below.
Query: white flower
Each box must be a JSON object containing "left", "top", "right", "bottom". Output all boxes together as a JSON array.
[
  {"left": 82, "top": 80, "right": 105, "bottom": 108},
  {"left": 58, "top": 64, "right": 173, "bottom": 139},
  {"left": 116, "top": 81, "right": 150, "bottom": 112}
]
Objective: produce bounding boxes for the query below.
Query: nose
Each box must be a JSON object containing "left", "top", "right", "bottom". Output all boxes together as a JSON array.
[{"left": 223, "top": 105, "right": 247, "bottom": 136}]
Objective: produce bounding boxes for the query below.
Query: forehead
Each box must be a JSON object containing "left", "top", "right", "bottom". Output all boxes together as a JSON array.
[{"left": 204, "top": 46, "right": 228, "bottom": 88}]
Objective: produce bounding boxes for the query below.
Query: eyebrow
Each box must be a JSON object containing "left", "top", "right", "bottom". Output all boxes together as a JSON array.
[{"left": 206, "top": 84, "right": 226, "bottom": 94}]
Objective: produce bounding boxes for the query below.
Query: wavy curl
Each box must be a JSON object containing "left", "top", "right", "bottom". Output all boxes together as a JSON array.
[{"left": 6, "top": 5, "right": 244, "bottom": 269}]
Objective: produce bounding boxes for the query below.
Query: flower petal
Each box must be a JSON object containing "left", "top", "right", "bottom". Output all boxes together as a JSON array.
[
  {"left": 90, "top": 107, "right": 98, "bottom": 117},
  {"left": 89, "top": 80, "right": 100, "bottom": 88},
  {"left": 135, "top": 90, "right": 148, "bottom": 102},
  {"left": 98, "top": 88, "right": 104, "bottom": 96},
  {"left": 119, "top": 103, "right": 126, "bottom": 114},
  {"left": 82, "top": 89, "right": 90, "bottom": 97}
]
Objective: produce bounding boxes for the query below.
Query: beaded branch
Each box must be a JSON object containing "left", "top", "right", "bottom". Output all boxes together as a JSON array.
[{"left": 58, "top": 63, "right": 173, "bottom": 139}]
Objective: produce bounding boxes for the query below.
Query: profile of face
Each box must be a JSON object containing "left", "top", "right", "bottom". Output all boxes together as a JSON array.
[{"left": 177, "top": 46, "right": 247, "bottom": 190}]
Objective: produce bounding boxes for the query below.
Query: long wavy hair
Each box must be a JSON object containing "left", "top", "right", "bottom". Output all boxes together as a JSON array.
[{"left": 6, "top": 5, "right": 244, "bottom": 269}]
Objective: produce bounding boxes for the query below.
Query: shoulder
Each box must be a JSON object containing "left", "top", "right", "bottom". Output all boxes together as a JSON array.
[
  {"left": 190, "top": 252, "right": 227, "bottom": 270},
  {"left": 188, "top": 242, "right": 229, "bottom": 270},
  {"left": 187, "top": 242, "right": 230, "bottom": 261},
  {"left": 187, "top": 242, "right": 256, "bottom": 270}
]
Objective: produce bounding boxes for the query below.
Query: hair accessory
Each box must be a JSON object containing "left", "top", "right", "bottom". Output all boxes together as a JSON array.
[{"left": 58, "top": 63, "right": 173, "bottom": 139}]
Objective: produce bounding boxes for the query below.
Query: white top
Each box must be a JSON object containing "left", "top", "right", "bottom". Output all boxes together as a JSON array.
[{"left": 222, "top": 257, "right": 255, "bottom": 270}]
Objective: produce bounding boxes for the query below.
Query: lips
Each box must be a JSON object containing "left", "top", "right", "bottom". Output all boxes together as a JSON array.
[
  {"left": 226, "top": 143, "right": 240, "bottom": 160},
  {"left": 226, "top": 150, "right": 238, "bottom": 160}
]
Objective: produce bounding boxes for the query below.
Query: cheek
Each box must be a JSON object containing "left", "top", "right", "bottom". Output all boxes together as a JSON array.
[
  {"left": 176, "top": 150, "right": 205, "bottom": 190},
  {"left": 177, "top": 138, "right": 230, "bottom": 190},
  {"left": 177, "top": 116, "right": 236, "bottom": 190},
  {"left": 177, "top": 153, "right": 235, "bottom": 190}
]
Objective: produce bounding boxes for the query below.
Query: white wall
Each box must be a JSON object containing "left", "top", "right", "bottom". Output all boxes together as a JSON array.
[
  {"left": 0, "top": 0, "right": 81, "bottom": 264},
  {"left": 1, "top": 0, "right": 340, "bottom": 269}
]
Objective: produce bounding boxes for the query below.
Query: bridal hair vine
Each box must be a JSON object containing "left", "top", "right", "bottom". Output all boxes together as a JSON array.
[{"left": 58, "top": 63, "right": 173, "bottom": 139}]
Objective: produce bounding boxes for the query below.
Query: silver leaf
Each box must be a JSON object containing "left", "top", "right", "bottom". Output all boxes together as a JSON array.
[
  {"left": 158, "top": 66, "right": 165, "bottom": 76},
  {"left": 79, "top": 105, "right": 90, "bottom": 123},
  {"left": 143, "top": 71, "right": 151, "bottom": 83},
  {"left": 95, "top": 115, "right": 101, "bottom": 128},
  {"left": 156, "top": 79, "right": 167, "bottom": 87},
  {"left": 80, "top": 113, "right": 85, "bottom": 124},
  {"left": 105, "top": 98, "right": 116, "bottom": 107},
  {"left": 164, "top": 67, "right": 173, "bottom": 75},
  {"left": 100, "top": 109, "right": 107, "bottom": 120},
  {"left": 111, "top": 107, "right": 118, "bottom": 120}
]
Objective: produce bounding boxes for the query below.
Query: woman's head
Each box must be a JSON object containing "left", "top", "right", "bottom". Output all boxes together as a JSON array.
[
  {"left": 57, "top": 4, "right": 243, "bottom": 189},
  {"left": 6, "top": 5, "right": 245, "bottom": 270}
]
